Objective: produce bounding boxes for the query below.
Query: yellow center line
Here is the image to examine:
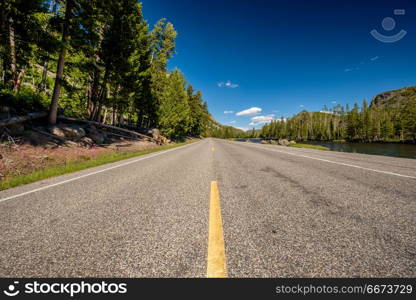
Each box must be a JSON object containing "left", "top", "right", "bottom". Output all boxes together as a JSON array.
[{"left": 206, "top": 181, "right": 227, "bottom": 278}]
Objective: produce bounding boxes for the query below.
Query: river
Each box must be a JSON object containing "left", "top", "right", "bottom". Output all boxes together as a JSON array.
[{"left": 235, "top": 139, "right": 416, "bottom": 159}]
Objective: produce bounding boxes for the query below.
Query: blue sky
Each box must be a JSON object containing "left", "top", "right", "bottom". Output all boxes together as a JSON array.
[{"left": 142, "top": 0, "right": 416, "bottom": 130}]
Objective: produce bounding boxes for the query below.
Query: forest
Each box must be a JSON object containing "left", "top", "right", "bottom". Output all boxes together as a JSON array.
[
  {"left": 1, "top": 1, "right": 414, "bottom": 143},
  {"left": 0, "top": 0, "right": 234, "bottom": 140},
  {"left": 260, "top": 91, "right": 416, "bottom": 143}
]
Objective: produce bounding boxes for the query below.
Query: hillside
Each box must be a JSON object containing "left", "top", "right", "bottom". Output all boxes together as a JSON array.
[
  {"left": 261, "top": 85, "right": 416, "bottom": 142},
  {"left": 372, "top": 86, "right": 416, "bottom": 107}
]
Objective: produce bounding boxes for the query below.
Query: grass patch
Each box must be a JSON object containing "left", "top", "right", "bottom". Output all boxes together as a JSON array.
[
  {"left": 288, "top": 143, "right": 329, "bottom": 151},
  {"left": 0, "top": 141, "right": 195, "bottom": 191}
]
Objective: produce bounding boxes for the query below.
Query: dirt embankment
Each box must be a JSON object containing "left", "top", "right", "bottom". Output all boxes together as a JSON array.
[{"left": 0, "top": 119, "right": 165, "bottom": 182}]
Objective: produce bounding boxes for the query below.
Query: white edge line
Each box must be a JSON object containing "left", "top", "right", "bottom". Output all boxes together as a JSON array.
[
  {"left": 231, "top": 141, "right": 416, "bottom": 180},
  {"left": 0, "top": 142, "right": 199, "bottom": 203}
]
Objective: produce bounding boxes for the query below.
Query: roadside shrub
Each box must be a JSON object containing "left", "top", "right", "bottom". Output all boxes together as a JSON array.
[{"left": 0, "top": 87, "right": 50, "bottom": 113}]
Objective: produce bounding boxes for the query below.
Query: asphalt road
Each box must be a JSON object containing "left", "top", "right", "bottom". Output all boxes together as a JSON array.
[{"left": 0, "top": 138, "right": 415, "bottom": 277}]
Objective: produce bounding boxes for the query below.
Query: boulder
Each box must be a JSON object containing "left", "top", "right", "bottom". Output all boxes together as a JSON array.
[
  {"left": 260, "top": 140, "right": 269, "bottom": 144},
  {"left": 149, "top": 128, "right": 161, "bottom": 140},
  {"left": 289, "top": 140, "right": 296, "bottom": 145},
  {"left": 278, "top": 139, "right": 290, "bottom": 146},
  {"left": 88, "top": 132, "right": 105, "bottom": 144},
  {"left": 160, "top": 136, "right": 171, "bottom": 144},
  {"left": 61, "top": 125, "right": 86, "bottom": 140},
  {"left": 49, "top": 125, "right": 66, "bottom": 138},
  {"left": 48, "top": 124, "right": 86, "bottom": 140},
  {"left": 86, "top": 125, "right": 97, "bottom": 134},
  {"left": 79, "top": 136, "right": 94, "bottom": 147}
]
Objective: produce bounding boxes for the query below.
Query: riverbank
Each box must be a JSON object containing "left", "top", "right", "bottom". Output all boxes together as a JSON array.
[
  {"left": 236, "top": 138, "right": 416, "bottom": 159},
  {"left": 289, "top": 143, "right": 329, "bottom": 151}
]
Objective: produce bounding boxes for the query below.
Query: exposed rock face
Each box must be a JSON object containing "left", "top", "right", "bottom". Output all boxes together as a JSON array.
[
  {"left": 372, "top": 86, "right": 416, "bottom": 107},
  {"left": 289, "top": 140, "right": 296, "bottom": 145}
]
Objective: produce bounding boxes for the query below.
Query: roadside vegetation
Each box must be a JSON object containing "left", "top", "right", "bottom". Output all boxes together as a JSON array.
[
  {"left": 288, "top": 143, "right": 329, "bottom": 151},
  {"left": 0, "top": 0, "right": 245, "bottom": 188},
  {"left": 0, "top": 0, "right": 238, "bottom": 139},
  {"left": 0, "top": 140, "right": 195, "bottom": 191}
]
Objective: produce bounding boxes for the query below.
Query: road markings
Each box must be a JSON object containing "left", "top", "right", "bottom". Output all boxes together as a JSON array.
[
  {"left": 238, "top": 142, "right": 416, "bottom": 180},
  {"left": 212, "top": 146, "right": 215, "bottom": 152},
  {"left": 0, "top": 142, "right": 199, "bottom": 203},
  {"left": 207, "top": 181, "right": 227, "bottom": 278}
]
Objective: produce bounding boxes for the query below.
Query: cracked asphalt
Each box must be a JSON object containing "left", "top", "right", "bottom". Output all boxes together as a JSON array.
[{"left": 0, "top": 138, "right": 415, "bottom": 277}]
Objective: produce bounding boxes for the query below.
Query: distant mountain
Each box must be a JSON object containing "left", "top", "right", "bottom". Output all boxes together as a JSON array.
[{"left": 372, "top": 86, "right": 416, "bottom": 107}]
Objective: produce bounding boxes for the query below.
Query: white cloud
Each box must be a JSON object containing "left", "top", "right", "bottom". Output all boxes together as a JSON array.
[
  {"left": 236, "top": 107, "right": 262, "bottom": 116},
  {"left": 345, "top": 66, "right": 360, "bottom": 72},
  {"left": 331, "top": 101, "right": 337, "bottom": 104},
  {"left": 299, "top": 105, "right": 305, "bottom": 108},
  {"left": 236, "top": 127, "right": 250, "bottom": 132},
  {"left": 224, "top": 110, "right": 234, "bottom": 114},
  {"left": 218, "top": 80, "right": 239, "bottom": 88},
  {"left": 249, "top": 115, "right": 275, "bottom": 126},
  {"left": 370, "top": 56, "right": 379, "bottom": 61},
  {"left": 229, "top": 120, "right": 236, "bottom": 124}
]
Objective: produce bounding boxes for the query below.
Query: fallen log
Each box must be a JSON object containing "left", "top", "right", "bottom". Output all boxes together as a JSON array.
[
  {"left": 31, "top": 127, "right": 78, "bottom": 146},
  {"left": 106, "top": 131, "right": 139, "bottom": 140},
  {"left": 57, "top": 116, "right": 157, "bottom": 143},
  {"left": 0, "top": 112, "right": 48, "bottom": 127}
]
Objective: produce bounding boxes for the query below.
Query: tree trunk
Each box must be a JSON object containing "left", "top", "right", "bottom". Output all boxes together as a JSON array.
[
  {"left": 112, "top": 107, "right": 116, "bottom": 126},
  {"left": 0, "top": 112, "right": 48, "bottom": 127},
  {"left": 2, "top": 15, "right": 17, "bottom": 88},
  {"left": 102, "top": 107, "right": 108, "bottom": 124},
  {"left": 48, "top": 0, "right": 73, "bottom": 125},
  {"left": 38, "top": 0, "right": 58, "bottom": 92},
  {"left": 92, "top": 70, "right": 109, "bottom": 122},
  {"left": 89, "top": 68, "right": 101, "bottom": 119},
  {"left": 13, "top": 67, "right": 26, "bottom": 92},
  {"left": 38, "top": 60, "right": 49, "bottom": 92}
]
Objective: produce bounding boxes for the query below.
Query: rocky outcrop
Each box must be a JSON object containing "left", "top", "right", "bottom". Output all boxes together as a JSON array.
[
  {"left": 86, "top": 125, "right": 107, "bottom": 144},
  {"left": 148, "top": 128, "right": 171, "bottom": 145},
  {"left": 372, "top": 86, "right": 416, "bottom": 107},
  {"left": 48, "top": 124, "right": 86, "bottom": 141}
]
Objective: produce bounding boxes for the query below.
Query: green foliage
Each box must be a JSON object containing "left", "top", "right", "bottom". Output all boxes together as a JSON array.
[
  {"left": 288, "top": 144, "right": 329, "bottom": 150},
  {"left": 158, "top": 70, "right": 190, "bottom": 139},
  {"left": 0, "top": 1, "right": 217, "bottom": 139},
  {"left": 260, "top": 97, "right": 416, "bottom": 143},
  {"left": 0, "top": 86, "right": 49, "bottom": 112}
]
